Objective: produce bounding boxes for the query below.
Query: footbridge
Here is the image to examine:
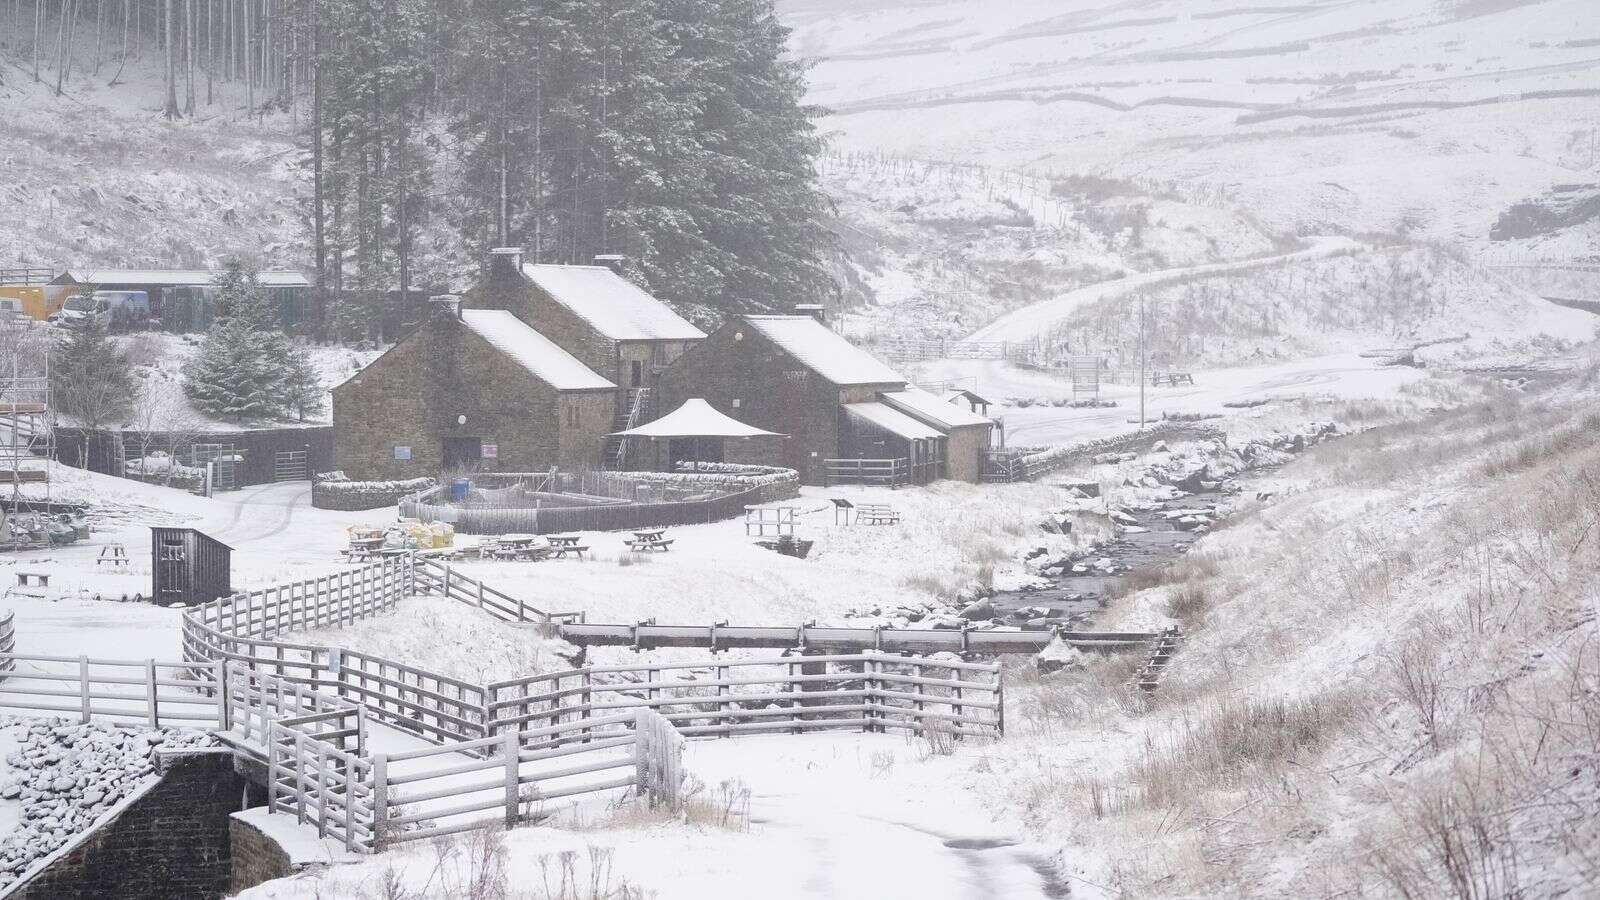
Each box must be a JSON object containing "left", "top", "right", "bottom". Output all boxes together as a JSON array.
[{"left": 0, "top": 554, "right": 1069, "bottom": 855}]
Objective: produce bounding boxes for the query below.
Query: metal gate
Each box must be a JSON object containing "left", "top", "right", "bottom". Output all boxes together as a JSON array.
[
  {"left": 192, "top": 443, "right": 240, "bottom": 492},
  {"left": 273, "top": 450, "right": 308, "bottom": 482}
]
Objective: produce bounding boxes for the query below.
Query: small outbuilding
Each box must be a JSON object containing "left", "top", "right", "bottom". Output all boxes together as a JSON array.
[
  {"left": 151, "top": 527, "right": 233, "bottom": 606},
  {"left": 611, "top": 399, "right": 786, "bottom": 471}
]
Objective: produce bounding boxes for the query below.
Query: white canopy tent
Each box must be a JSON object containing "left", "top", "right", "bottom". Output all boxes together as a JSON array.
[{"left": 610, "top": 399, "right": 785, "bottom": 469}]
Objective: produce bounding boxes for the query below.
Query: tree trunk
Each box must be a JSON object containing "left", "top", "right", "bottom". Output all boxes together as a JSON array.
[
  {"left": 163, "top": 0, "right": 178, "bottom": 117},
  {"left": 32, "top": 0, "right": 43, "bottom": 82},
  {"left": 93, "top": 0, "right": 103, "bottom": 76},
  {"left": 108, "top": 0, "right": 127, "bottom": 84},
  {"left": 184, "top": 0, "right": 195, "bottom": 114}
]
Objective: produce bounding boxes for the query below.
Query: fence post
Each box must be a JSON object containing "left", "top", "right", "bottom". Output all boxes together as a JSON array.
[
  {"left": 634, "top": 710, "right": 651, "bottom": 803},
  {"left": 266, "top": 723, "right": 280, "bottom": 814},
  {"left": 315, "top": 744, "right": 329, "bottom": 838},
  {"left": 217, "top": 661, "right": 231, "bottom": 732},
  {"left": 79, "top": 656, "right": 91, "bottom": 723},
  {"left": 995, "top": 667, "right": 1006, "bottom": 737},
  {"left": 372, "top": 754, "right": 388, "bottom": 851},
  {"left": 146, "top": 659, "right": 159, "bottom": 729},
  {"left": 503, "top": 732, "right": 520, "bottom": 827}
]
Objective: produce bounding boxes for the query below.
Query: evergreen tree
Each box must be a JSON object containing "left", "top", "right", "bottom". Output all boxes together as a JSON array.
[
  {"left": 184, "top": 263, "right": 325, "bottom": 423},
  {"left": 51, "top": 313, "right": 137, "bottom": 432}
]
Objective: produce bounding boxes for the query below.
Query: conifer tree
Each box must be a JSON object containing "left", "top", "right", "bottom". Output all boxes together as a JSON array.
[
  {"left": 51, "top": 312, "right": 137, "bottom": 434},
  {"left": 183, "top": 262, "right": 323, "bottom": 422}
]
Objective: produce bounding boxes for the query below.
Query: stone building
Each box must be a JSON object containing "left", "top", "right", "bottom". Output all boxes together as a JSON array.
[
  {"left": 658, "top": 314, "right": 994, "bottom": 485},
  {"left": 332, "top": 304, "right": 616, "bottom": 481},
  {"left": 464, "top": 251, "right": 704, "bottom": 415}
]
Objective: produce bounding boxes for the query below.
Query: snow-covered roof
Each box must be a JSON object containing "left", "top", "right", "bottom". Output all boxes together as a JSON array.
[
  {"left": 742, "top": 316, "right": 907, "bottom": 386},
  {"left": 613, "top": 399, "right": 784, "bottom": 439},
  {"left": 844, "top": 402, "right": 943, "bottom": 441},
  {"left": 73, "top": 269, "right": 311, "bottom": 288},
  {"left": 459, "top": 309, "right": 615, "bottom": 391},
  {"left": 521, "top": 264, "right": 705, "bottom": 342},
  {"left": 881, "top": 387, "right": 993, "bottom": 430}
]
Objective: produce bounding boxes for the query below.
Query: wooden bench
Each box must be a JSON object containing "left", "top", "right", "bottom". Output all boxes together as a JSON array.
[
  {"left": 856, "top": 504, "right": 900, "bottom": 525},
  {"left": 551, "top": 543, "right": 589, "bottom": 559},
  {"left": 15, "top": 572, "right": 48, "bottom": 588}
]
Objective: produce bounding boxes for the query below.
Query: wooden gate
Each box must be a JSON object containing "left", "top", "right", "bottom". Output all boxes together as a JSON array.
[
  {"left": 192, "top": 443, "right": 240, "bottom": 491},
  {"left": 274, "top": 449, "right": 308, "bottom": 482}
]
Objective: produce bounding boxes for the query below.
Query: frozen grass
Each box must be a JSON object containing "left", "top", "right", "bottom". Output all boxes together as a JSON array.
[{"left": 993, "top": 367, "right": 1600, "bottom": 896}]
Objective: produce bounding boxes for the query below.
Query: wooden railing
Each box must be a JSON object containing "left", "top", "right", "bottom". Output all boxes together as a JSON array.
[
  {"left": 484, "top": 654, "right": 1003, "bottom": 742},
  {"left": 823, "top": 458, "right": 910, "bottom": 487},
  {"left": 0, "top": 652, "right": 225, "bottom": 729}
]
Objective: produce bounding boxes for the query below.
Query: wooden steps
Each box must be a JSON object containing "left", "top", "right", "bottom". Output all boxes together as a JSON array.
[{"left": 1131, "top": 627, "right": 1183, "bottom": 692}]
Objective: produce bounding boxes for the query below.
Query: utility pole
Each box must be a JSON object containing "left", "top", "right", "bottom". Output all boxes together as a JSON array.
[{"left": 1138, "top": 293, "right": 1147, "bottom": 430}]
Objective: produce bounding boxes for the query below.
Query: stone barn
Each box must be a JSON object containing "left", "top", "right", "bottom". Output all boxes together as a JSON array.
[
  {"left": 332, "top": 303, "right": 616, "bottom": 481},
  {"left": 658, "top": 314, "right": 994, "bottom": 485},
  {"left": 463, "top": 251, "right": 706, "bottom": 466}
]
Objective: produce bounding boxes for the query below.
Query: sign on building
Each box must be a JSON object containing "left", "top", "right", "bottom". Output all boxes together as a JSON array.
[
  {"left": 482, "top": 443, "right": 498, "bottom": 459},
  {"left": 394, "top": 446, "right": 412, "bottom": 460}
]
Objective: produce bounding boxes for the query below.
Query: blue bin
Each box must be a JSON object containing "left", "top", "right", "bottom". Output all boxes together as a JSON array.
[{"left": 449, "top": 478, "right": 471, "bottom": 503}]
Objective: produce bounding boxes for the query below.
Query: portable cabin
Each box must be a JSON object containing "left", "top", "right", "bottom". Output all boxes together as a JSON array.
[
  {"left": 0, "top": 268, "right": 71, "bottom": 321},
  {"left": 151, "top": 527, "right": 233, "bottom": 606}
]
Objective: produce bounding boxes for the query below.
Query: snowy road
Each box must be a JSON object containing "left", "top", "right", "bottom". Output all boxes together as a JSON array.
[
  {"left": 678, "top": 735, "right": 1066, "bottom": 899},
  {"left": 967, "top": 236, "right": 1360, "bottom": 344}
]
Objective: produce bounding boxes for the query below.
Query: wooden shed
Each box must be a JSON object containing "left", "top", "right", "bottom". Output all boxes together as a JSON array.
[{"left": 151, "top": 527, "right": 233, "bottom": 606}]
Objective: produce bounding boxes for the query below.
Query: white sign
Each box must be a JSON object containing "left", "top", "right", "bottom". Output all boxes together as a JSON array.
[
  {"left": 393, "top": 446, "right": 411, "bottom": 461},
  {"left": 481, "top": 443, "right": 498, "bottom": 459}
]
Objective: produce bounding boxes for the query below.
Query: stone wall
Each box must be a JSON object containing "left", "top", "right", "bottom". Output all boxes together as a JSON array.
[
  {"left": 333, "top": 311, "right": 615, "bottom": 481},
  {"left": 333, "top": 326, "right": 434, "bottom": 481},
  {"left": 10, "top": 750, "right": 259, "bottom": 900},
  {"left": 227, "top": 811, "right": 292, "bottom": 893},
  {"left": 311, "top": 476, "right": 435, "bottom": 511}
]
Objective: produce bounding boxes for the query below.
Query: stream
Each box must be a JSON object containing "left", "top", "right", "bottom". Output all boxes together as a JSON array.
[{"left": 984, "top": 485, "right": 1232, "bottom": 630}]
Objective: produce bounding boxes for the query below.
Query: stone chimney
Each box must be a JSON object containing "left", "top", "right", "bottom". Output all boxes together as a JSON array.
[
  {"left": 795, "top": 303, "right": 826, "bottom": 326},
  {"left": 429, "top": 294, "right": 462, "bottom": 319},
  {"left": 593, "top": 254, "right": 626, "bottom": 274},
  {"left": 488, "top": 246, "right": 524, "bottom": 283}
]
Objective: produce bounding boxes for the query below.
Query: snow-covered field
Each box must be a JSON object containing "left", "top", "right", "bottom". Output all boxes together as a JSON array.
[{"left": 785, "top": 0, "right": 1600, "bottom": 254}]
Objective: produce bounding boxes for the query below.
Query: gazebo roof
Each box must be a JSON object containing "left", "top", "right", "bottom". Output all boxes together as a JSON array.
[{"left": 611, "top": 399, "right": 784, "bottom": 439}]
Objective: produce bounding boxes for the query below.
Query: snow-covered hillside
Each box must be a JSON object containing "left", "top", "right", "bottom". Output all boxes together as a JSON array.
[{"left": 782, "top": 0, "right": 1600, "bottom": 255}]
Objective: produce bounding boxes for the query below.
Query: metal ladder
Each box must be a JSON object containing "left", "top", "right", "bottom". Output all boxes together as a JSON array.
[{"left": 606, "top": 388, "right": 650, "bottom": 470}]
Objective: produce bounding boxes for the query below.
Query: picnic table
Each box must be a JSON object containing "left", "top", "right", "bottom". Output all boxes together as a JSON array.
[
  {"left": 547, "top": 534, "right": 590, "bottom": 559},
  {"left": 493, "top": 534, "right": 551, "bottom": 561},
  {"left": 856, "top": 504, "right": 901, "bottom": 525},
  {"left": 342, "top": 535, "right": 389, "bottom": 561},
  {"left": 625, "top": 529, "right": 674, "bottom": 552}
]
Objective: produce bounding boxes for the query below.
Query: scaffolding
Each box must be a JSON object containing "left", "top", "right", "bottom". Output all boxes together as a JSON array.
[{"left": 1, "top": 321, "right": 52, "bottom": 512}]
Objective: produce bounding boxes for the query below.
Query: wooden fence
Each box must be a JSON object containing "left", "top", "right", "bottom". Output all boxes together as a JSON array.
[
  {"left": 484, "top": 654, "right": 1003, "bottom": 743},
  {"left": 0, "top": 548, "right": 1008, "bottom": 857},
  {"left": 823, "top": 458, "right": 910, "bottom": 487}
]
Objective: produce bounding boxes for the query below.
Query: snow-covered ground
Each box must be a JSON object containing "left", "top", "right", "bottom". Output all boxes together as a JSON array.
[
  {"left": 238, "top": 732, "right": 1063, "bottom": 900},
  {"left": 785, "top": 0, "right": 1600, "bottom": 254},
  {"left": 911, "top": 352, "right": 1435, "bottom": 447}
]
